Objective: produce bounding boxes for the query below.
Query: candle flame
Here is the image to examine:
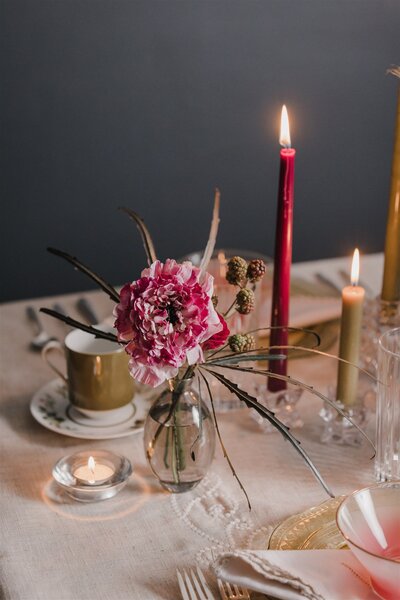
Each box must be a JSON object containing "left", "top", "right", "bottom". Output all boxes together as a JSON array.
[
  {"left": 351, "top": 248, "right": 360, "bottom": 286},
  {"left": 88, "top": 456, "right": 96, "bottom": 483},
  {"left": 218, "top": 251, "right": 227, "bottom": 279},
  {"left": 280, "top": 105, "right": 291, "bottom": 148}
]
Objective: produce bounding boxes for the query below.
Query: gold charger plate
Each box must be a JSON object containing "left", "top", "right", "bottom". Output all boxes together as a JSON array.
[{"left": 268, "top": 496, "right": 348, "bottom": 550}]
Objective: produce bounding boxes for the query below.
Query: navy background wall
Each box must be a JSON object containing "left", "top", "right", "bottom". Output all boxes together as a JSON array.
[{"left": 1, "top": 0, "right": 399, "bottom": 301}]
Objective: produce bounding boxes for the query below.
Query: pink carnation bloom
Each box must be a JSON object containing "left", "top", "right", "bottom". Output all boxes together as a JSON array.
[
  {"left": 202, "top": 313, "right": 229, "bottom": 351},
  {"left": 113, "top": 259, "right": 225, "bottom": 387}
]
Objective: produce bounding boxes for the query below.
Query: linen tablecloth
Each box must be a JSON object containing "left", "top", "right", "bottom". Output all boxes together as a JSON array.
[{"left": 0, "top": 254, "right": 383, "bottom": 600}]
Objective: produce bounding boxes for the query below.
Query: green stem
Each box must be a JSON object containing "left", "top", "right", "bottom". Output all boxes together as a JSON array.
[
  {"left": 171, "top": 422, "right": 179, "bottom": 484},
  {"left": 172, "top": 389, "right": 186, "bottom": 474},
  {"left": 163, "top": 425, "right": 170, "bottom": 469}
]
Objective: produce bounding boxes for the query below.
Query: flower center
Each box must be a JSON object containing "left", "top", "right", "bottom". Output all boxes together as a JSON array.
[{"left": 167, "top": 304, "right": 179, "bottom": 326}]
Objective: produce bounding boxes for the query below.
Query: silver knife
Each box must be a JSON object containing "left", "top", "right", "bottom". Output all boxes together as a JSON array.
[
  {"left": 76, "top": 297, "right": 99, "bottom": 325},
  {"left": 314, "top": 273, "right": 342, "bottom": 295},
  {"left": 338, "top": 269, "right": 374, "bottom": 297}
]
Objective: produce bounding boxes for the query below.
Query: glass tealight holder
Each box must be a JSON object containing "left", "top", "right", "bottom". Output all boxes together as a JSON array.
[
  {"left": 251, "top": 387, "right": 304, "bottom": 431},
  {"left": 319, "top": 384, "right": 372, "bottom": 446},
  {"left": 52, "top": 450, "right": 132, "bottom": 502}
]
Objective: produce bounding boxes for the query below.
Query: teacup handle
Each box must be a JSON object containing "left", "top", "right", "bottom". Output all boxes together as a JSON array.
[{"left": 41, "top": 341, "right": 68, "bottom": 384}]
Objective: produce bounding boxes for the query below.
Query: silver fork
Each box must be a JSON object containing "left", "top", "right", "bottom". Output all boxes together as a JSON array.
[
  {"left": 177, "top": 567, "right": 215, "bottom": 600},
  {"left": 218, "top": 579, "right": 250, "bottom": 600}
]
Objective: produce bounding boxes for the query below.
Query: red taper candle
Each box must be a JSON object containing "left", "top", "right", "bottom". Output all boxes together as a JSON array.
[{"left": 268, "top": 105, "right": 296, "bottom": 392}]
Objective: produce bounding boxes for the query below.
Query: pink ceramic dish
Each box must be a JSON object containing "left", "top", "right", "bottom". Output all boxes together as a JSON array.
[{"left": 336, "top": 482, "right": 400, "bottom": 600}]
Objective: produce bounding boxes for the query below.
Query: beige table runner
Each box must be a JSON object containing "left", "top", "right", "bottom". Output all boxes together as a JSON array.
[{"left": 0, "top": 255, "right": 381, "bottom": 599}]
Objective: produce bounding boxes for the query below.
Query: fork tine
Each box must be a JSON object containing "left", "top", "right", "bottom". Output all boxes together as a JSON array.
[
  {"left": 177, "top": 570, "right": 190, "bottom": 600},
  {"left": 217, "top": 579, "right": 228, "bottom": 600},
  {"left": 190, "top": 570, "right": 204, "bottom": 599},
  {"left": 225, "top": 581, "right": 234, "bottom": 597},
  {"left": 218, "top": 578, "right": 251, "bottom": 599},
  {"left": 195, "top": 567, "right": 215, "bottom": 600},
  {"left": 184, "top": 569, "right": 199, "bottom": 600}
]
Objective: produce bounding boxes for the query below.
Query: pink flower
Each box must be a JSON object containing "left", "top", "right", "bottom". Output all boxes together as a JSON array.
[
  {"left": 113, "top": 259, "right": 223, "bottom": 387},
  {"left": 202, "top": 314, "right": 230, "bottom": 351}
]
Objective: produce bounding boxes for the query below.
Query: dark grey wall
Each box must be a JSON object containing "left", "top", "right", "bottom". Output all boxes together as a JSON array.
[{"left": 1, "top": 0, "right": 399, "bottom": 302}]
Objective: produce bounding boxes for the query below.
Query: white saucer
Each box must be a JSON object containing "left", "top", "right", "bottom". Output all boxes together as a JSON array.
[{"left": 31, "top": 379, "right": 149, "bottom": 440}]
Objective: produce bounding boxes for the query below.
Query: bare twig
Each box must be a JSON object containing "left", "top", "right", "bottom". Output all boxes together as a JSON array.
[
  {"left": 267, "top": 345, "right": 377, "bottom": 382},
  {"left": 206, "top": 325, "right": 321, "bottom": 361},
  {"left": 387, "top": 65, "right": 400, "bottom": 79},
  {"left": 199, "top": 189, "right": 221, "bottom": 275},
  {"left": 204, "top": 367, "right": 334, "bottom": 498},
  {"left": 119, "top": 207, "right": 157, "bottom": 265},
  {"left": 40, "top": 308, "right": 120, "bottom": 343},
  {"left": 47, "top": 247, "right": 120, "bottom": 303},
  {"left": 199, "top": 370, "right": 251, "bottom": 509},
  {"left": 205, "top": 363, "right": 375, "bottom": 455}
]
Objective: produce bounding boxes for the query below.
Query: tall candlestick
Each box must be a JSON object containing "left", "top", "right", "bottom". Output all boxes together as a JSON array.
[
  {"left": 381, "top": 72, "right": 400, "bottom": 304},
  {"left": 268, "top": 105, "right": 296, "bottom": 392},
  {"left": 336, "top": 249, "right": 365, "bottom": 407}
]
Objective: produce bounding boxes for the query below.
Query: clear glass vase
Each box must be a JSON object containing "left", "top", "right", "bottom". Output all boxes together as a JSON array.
[{"left": 143, "top": 378, "right": 215, "bottom": 493}]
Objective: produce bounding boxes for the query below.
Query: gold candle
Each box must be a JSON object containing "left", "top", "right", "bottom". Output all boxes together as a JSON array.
[
  {"left": 336, "top": 249, "right": 365, "bottom": 407},
  {"left": 381, "top": 71, "right": 400, "bottom": 303}
]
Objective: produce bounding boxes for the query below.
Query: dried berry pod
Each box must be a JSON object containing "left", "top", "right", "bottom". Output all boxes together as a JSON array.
[
  {"left": 228, "top": 333, "right": 256, "bottom": 353},
  {"left": 226, "top": 256, "right": 248, "bottom": 286},
  {"left": 211, "top": 294, "right": 218, "bottom": 308},
  {"left": 247, "top": 259, "right": 266, "bottom": 283},
  {"left": 236, "top": 288, "right": 255, "bottom": 314}
]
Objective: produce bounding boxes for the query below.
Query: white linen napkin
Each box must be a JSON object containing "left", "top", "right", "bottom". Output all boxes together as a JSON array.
[
  {"left": 260, "top": 295, "right": 342, "bottom": 329},
  {"left": 213, "top": 550, "right": 377, "bottom": 600}
]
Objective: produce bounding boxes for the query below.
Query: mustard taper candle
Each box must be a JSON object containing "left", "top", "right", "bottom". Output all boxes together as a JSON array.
[
  {"left": 381, "top": 70, "right": 400, "bottom": 303},
  {"left": 336, "top": 249, "right": 365, "bottom": 407}
]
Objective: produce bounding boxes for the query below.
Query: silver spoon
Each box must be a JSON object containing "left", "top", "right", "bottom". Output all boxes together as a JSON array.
[{"left": 26, "top": 306, "right": 57, "bottom": 351}]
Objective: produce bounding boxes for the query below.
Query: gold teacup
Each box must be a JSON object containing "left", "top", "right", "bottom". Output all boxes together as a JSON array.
[{"left": 42, "top": 327, "right": 135, "bottom": 425}]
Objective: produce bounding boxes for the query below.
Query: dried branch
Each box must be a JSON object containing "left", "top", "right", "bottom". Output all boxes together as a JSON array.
[
  {"left": 206, "top": 325, "right": 321, "bottom": 361},
  {"left": 47, "top": 247, "right": 120, "bottom": 303},
  {"left": 199, "top": 189, "right": 221, "bottom": 275},
  {"left": 119, "top": 207, "right": 157, "bottom": 265},
  {"left": 209, "top": 353, "right": 286, "bottom": 366},
  {"left": 207, "top": 344, "right": 376, "bottom": 382},
  {"left": 40, "top": 308, "right": 121, "bottom": 343},
  {"left": 387, "top": 65, "right": 400, "bottom": 79},
  {"left": 199, "top": 370, "right": 251, "bottom": 509},
  {"left": 207, "top": 363, "right": 375, "bottom": 455},
  {"left": 247, "top": 326, "right": 322, "bottom": 348},
  {"left": 267, "top": 345, "right": 377, "bottom": 382},
  {"left": 204, "top": 367, "right": 334, "bottom": 498}
]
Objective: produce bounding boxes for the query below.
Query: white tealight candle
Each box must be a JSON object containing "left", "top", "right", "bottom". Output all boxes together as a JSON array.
[{"left": 73, "top": 456, "right": 114, "bottom": 485}]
